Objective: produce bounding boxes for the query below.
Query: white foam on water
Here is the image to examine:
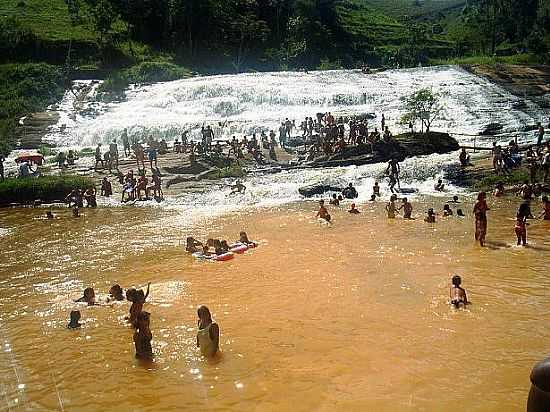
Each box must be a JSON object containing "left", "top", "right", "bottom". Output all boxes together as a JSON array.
[{"left": 35, "top": 66, "right": 548, "bottom": 215}]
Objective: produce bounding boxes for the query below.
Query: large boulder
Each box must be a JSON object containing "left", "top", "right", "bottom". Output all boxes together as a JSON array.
[{"left": 298, "top": 182, "right": 344, "bottom": 197}]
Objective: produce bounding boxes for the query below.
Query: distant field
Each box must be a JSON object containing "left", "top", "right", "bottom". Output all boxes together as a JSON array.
[
  {"left": 0, "top": 0, "right": 94, "bottom": 41},
  {"left": 337, "top": 0, "right": 408, "bottom": 45},
  {"left": 365, "top": 0, "right": 467, "bottom": 18}
]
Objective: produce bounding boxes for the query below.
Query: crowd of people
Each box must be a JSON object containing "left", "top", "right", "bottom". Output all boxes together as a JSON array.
[
  {"left": 68, "top": 282, "right": 220, "bottom": 360},
  {"left": 491, "top": 139, "right": 549, "bottom": 184}
]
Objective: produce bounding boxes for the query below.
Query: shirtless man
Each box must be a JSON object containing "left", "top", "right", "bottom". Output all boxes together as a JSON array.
[
  {"left": 386, "top": 158, "right": 401, "bottom": 190},
  {"left": 385, "top": 194, "right": 398, "bottom": 218},
  {"left": 450, "top": 275, "right": 468, "bottom": 308},
  {"left": 316, "top": 199, "right": 331, "bottom": 223},
  {"left": 348, "top": 203, "right": 360, "bottom": 214},
  {"left": 399, "top": 197, "right": 413, "bottom": 219}
]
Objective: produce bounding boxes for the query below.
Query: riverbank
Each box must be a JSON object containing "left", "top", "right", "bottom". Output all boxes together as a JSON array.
[{"left": 462, "top": 64, "right": 550, "bottom": 108}]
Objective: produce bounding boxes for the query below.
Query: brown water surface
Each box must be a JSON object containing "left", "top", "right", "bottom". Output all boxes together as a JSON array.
[{"left": 0, "top": 197, "right": 548, "bottom": 411}]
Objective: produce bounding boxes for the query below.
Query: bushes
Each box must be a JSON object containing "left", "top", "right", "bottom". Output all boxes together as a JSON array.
[
  {"left": 0, "top": 63, "right": 66, "bottom": 155},
  {"left": 0, "top": 175, "right": 94, "bottom": 206},
  {"left": 98, "top": 60, "right": 192, "bottom": 100}
]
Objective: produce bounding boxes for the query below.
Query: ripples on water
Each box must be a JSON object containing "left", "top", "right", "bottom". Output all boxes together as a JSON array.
[{"left": 0, "top": 196, "right": 548, "bottom": 410}]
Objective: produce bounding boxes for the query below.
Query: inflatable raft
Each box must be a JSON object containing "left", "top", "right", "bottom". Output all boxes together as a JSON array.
[
  {"left": 192, "top": 252, "right": 234, "bottom": 262},
  {"left": 229, "top": 242, "right": 258, "bottom": 254}
]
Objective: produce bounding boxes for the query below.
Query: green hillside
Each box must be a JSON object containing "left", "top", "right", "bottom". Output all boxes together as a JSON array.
[{"left": 0, "top": 0, "right": 548, "bottom": 156}]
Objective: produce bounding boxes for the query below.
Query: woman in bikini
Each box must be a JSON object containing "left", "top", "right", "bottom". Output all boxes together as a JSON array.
[
  {"left": 515, "top": 201, "right": 533, "bottom": 246},
  {"left": 473, "top": 192, "right": 490, "bottom": 247}
]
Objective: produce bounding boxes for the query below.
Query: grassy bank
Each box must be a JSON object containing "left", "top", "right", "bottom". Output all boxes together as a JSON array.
[
  {"left": 473, "top": 168, "right": 531, "bottom": 192},
  {"left": 429, "top": 53, "right": 541, "bottom": 66},
  {"left": 0, "top": 175, "right": 94, "bottom": 206}
]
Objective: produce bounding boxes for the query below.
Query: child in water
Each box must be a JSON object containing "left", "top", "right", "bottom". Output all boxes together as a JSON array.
[
  {"left": 127, "top": 283, "right": 151, "bottom": 328},
  {"left": 457, "top": 209, "right": 465, "bottom": 217},
  {"left": 220, "top": 240, "right": 230, "bottom": 253},
  {"left": 108, "top": 284, "right": 125, "bottom": 302},
  {"left": 46, "top": 210, "right": 54, "bottom": 219},
  {"left": 316, "top": 200, "right": 331, "bottom": 223},
  {"left": 373, "top": 181, "right": 380, "bottom": 197},
  {"left": 186, "top": 237, "right": 203, "bottom": 253},
  {"left": 196, "top": 305, "right": 220, "bottom": 358},
  {"left": 348, "top": 203, "right": 360, "bottom": 214},
  {"left": 238, "top": 231, "right": 253, "bottom": 245},
  {"left": 134, "top": 311, "right": 153, "bottom": 360},
  {"left": 399, "top": 197, "right": 413, "bottom": 219},
  {"left": 369, "top": 194, "right": 376, "bottom": 202},
  {"left": 385, "top": 194, "right": 397, "bottom": 218},
  {"left": 443, "top": 204, "right": 453, "bottom": 216},
  {"left": 450, "top": 275, "right": 468, "bottom": 308},
  {"left": 424, "top": 208, "right": 436, "bottom": 223},
  {"left": 75, "top": 287, "right": 96, "bottom": 305},
  {"left": 329, "top": 194, "right": 340, "bottom": 206},
  {"left": 67, "top": 310, "right": 82, "bottom": 329}
]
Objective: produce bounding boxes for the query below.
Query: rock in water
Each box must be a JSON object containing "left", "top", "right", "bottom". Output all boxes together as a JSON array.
[{"left": 298, "top": 183, "right": 344, "bottom": 198}]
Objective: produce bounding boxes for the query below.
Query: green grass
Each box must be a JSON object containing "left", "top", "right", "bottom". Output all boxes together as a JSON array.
[
  {"left": 0, "top": 175, "right": 94, "bottom": 206},
  {"left": 473, "top": 168, "right": 531, "bottom": 192},
  {"left": 0, "top": 0, "right": 95, "bottom": 41},
  {"left": 430, "top": 53, "right": 541, "bottom": 66},
  {"left": 364, "top": 0, "right": 466, "bottom": 19}
]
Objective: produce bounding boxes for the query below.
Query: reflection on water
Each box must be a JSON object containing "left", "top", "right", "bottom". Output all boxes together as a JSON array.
[{"left": 0, "top": 196, "right": 548, "bottom": 411}]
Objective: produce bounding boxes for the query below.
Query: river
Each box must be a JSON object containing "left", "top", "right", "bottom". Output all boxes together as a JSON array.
[{"left": 1, "top": 66, "right": 549, "bottom": 410}]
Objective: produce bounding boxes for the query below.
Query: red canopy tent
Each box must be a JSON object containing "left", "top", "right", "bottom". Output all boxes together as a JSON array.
[{"left": 15, "top": 152, "right": 44, "bottom": 166}]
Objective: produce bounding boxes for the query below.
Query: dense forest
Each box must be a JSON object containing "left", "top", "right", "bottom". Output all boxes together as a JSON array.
[{"left": 0, "top": 0, "right": 549, "bottom": 154}]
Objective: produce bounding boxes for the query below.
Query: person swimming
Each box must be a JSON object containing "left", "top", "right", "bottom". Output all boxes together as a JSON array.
[
  {"left": 449, "top": 195, "right": 460, "bottom": 204},
  {"left": 385, "top": 194, "right": 397, "bottom": 218},
  {"left": 75, "top": 287, "right": 95, "bottom": 305},
  {"left": 316, "top": 200, "right": 331, "bottom": 223},
  {"left": 196, "top": 305, "right": 220, "bottom": 358},
  {"left": 220, "top": 240, "right": 230, "bottom": 253},
  {"left": 108, "top": 284, "right": 125, "bottom": 302},
  {"left": 369, "top": 194, "right": 376, "bottom": 202},
  {"left": 457, "top": 208, "right": 465, "bottom": 217},
  {"left": 67, "top": 310, "right": 82, "bottom": 329},
  {"left": 348, "top": 203, "right": 360, "bottom": 214},
  {"left": 186, "top": 236, "right": 203, "bottom": 253},
  {"left": 450, "top": 275, "right": 468, "bottom": 308},
  {"left": 46, "top": 210, "right": 54, "bottom": 219},
  {"left": 329, "top": 193, "right": 340, "bottom": 206},
  {"left": 424, "top": 208, "right": 436, "bottom": 223},
  {"left": 443, "top": 204, "right": 453, "bottom": 216},
  {"left": 399, "top": 197, "right": 413, "bottom": 219},
  {"left": 134, "top": 311, "right": 153, "bottom": 360},
  {"left": 434, "top": 179, "right": 445, "bottom": 192}
]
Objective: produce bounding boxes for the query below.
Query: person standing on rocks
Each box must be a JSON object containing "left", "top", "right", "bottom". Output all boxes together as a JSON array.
[
  {"left": 109, "top": 139, "right": 119, "bottom": 169},
  {"left": 0, "top": 154, "right": 4, "bottom": 180},
  {"left": 537, "top": 122, "right": 545, "bottom": 146},
  {"left": 94, "top": 143, "right": 103, "bottom": 170},
  {"left": 386, "top": 158, "right": 401, "bottom": 190},
  {"left": 122, "top": 128, "right": 131, "bottom": 157}
]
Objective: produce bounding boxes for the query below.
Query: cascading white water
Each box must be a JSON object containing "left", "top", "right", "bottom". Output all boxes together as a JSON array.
[{"left": 43, "top": 66, "right": 549, "bottom": 211}]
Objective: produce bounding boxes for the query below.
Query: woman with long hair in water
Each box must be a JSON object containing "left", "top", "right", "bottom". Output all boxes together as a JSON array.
[{"left": 473, "top": 192, "right": 490, "bottom": 247}]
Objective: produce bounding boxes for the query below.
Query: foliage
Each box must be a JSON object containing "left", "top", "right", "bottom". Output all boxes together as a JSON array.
[
  {"left": 0, "top": 175, "right": 94, "bottom": 206},
  {"left": 0, "top": 63, "right": 66, "bottom": 155},
  {"left": 400, "top": 88, "right": 446, "bottom": 133}
]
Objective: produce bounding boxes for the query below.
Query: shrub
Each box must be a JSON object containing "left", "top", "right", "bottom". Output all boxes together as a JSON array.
[{"left": 0, "top": 176, "right": 94, "bottom": 206}]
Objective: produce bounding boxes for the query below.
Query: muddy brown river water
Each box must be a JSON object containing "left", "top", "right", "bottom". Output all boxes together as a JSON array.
[{"left": 0, "top": 196, "right": 548, "bottom": 411}]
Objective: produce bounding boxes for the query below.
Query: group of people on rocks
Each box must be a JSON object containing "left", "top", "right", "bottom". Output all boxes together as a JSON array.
[
  {"left": 68, "top": 283, "right": 220, "bottom": 360},
  {"left": 491, "top": 139, "right": 549, "bottom": 183}
]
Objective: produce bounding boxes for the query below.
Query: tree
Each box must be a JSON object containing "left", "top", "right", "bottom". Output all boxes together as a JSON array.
[{"left": 400, "top": 88, "right": 446, "bottom": 133}]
